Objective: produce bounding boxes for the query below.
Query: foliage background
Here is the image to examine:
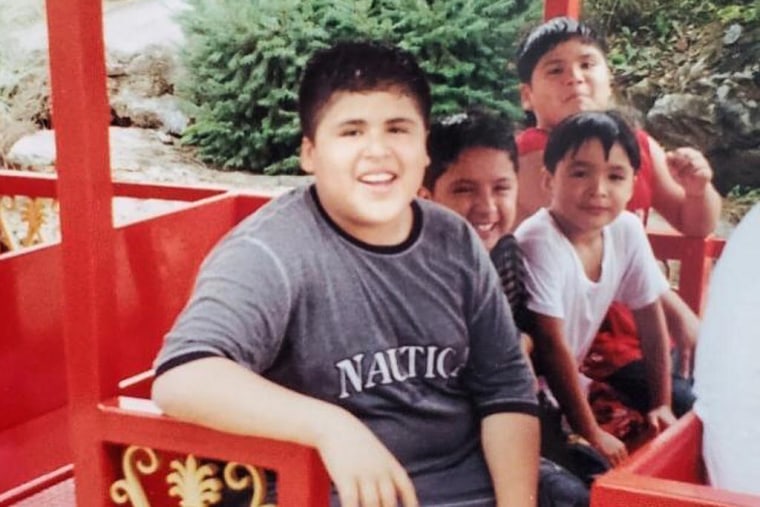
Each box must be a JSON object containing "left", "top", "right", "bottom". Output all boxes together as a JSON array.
[{"left": 178, "top": 0, "right": 541, "bottom": 174}]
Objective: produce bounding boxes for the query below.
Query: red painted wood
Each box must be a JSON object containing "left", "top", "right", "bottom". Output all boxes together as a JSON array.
[
  {"left": 0, "top": 468, "right": 74, "bottom": 507},
  {"left": 8, "top": 0, "right": 730, "bottom": 505},
  {"left": 543, "top": 0, "right": 581, "bottom": 19},
  {"left": 0, "top": 408, "right": 71, "bottom": 497},
  {"left": 647, "top": 232, "right": 725, "bottom": 315},
  {"left": 0, "top": 245, "right": 64, "bottom": 429},
  {"left": 98, "top": 403, "right": 331, "bottom": 506},
  {"left": 45, "top": 0, "right": 119, "bottom": 503},
  {"left": 592, "top": 414, "right": 760, "bottom": 506},
  {"left": 0, "top": 170, "right": 58, "bottom": 198}
]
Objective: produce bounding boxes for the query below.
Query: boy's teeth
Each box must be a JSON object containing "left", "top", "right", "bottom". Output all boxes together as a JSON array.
[
  {"left": 360, "top": 172, "right": 394, "bottom": 183},
  {"left": 476, "top": 224, "right": 494, "bottom": 232}
]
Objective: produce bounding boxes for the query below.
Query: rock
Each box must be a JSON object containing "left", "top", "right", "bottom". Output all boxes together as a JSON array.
[
  {"left": 107, "top": 44, "right": 189, "bottom": 134},
  {"left": 709, "top": 148, "right": 760, "bottom": 194},
  {"left": 723, "top": 24, "right": 742, "bottom": 45},
  {"left": 624, "top": 78, "right": 660, "bottom": 113},
  {"left": 646, "top": 94, "right": 720, "bottom": 150},
  {"left": 6, "top": 130, "right": 56, "bottom": 170},
  {"left": 111, "top": 94, "right": 190, "bottom": 134},
  {"left": 6, "top": 127, "right": 311, "bottom": 192}
]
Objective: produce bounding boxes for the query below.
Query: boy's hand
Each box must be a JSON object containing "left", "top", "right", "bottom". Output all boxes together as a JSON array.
[
  {"left": 315, "top": 409, "right": 418, "bottom": 507},
  {"left": 666, "top": 148, "right": 714, "bottom": 197},
  {"left": 647, "top": 405, "right": 677, "bottom": 434},
  {"left": 589, "top": 428, "right": 628, "bottom": 467}
]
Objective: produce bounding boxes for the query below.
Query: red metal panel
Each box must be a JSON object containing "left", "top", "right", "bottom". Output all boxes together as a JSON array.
[
  {"left": 592, "top": 414, "right": 760, "bottom": 506},
  {"left": 98, "top": 404, "right": 331, "bottom": 506},
  {"left": 45, "top": 0, "right": 115, "bottom": 504},
  {"left": 0, "top": 170, "right": 58, "bottom": 198},
  {"left": 647, "top": 232, "right": 725, "bottom": 314},
  {"left": 0, "top": 409, "right": 71, "bottom": 500},
  {"left": 0, "top": 245, "right": 65, "bottom": 430},
  {"left": 544, "top": 0, "right": 581, "bottom": 19},
  {"left": 106, "top": 194, "right": 268, "bottom": 385}
]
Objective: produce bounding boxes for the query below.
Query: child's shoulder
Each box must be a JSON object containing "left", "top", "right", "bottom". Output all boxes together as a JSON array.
[
  {"left": 416, "top": 198, "right": 489, "bottom": 257},
  {"left": 226, "top": 185, "right": 319, "bottom": 246},
  {"left": 514, "top": 209, "right": 567, "bottom": 260},
  {"left": 514, "top": 208, "right": 555, "bottom": 240},
  {"left": 417, "top": 197, "right": 474, "bottom": 235},
  {"left": 609, "top": 210, "right": 647, "bottom": 236}
]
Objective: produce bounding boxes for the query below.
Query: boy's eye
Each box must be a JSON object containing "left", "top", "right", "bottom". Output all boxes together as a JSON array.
[
  {"left": 388, "top": 126, "right": 409, "bottom": 134},
  {"left": 569, "top": 170, "right": 587, "bottom": 178},
  {"left": 609, "top": 173, "right": 627, "bottom": 181},
  {"left": 452, "top": 185, "right": 475, "bottom": 195},
  {"left": 340, "top": 128, "right": 361, "bottom": 137},
  {"left": 495, "top": 185, "right": 513, "bottom": 194},
  {"left": 547, "top": 66, "right": 563, "bottom": 75}
]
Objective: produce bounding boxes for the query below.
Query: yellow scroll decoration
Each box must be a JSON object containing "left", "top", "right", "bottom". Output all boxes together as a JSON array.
[
  {"left": 0, "top": 196, "right": 18, "bottom": 251},
  {"left": 110, "top": 446, "right": 159, "bottom": 507},
  {"left": 167, "top": 454, "right": 223, "bottom": 507},
  {"left": 0, "top": 196, "right": 55, "bottom": 251},
  {"left": 19, "top": 197, "right": 48, "bottom": 247},
  {"left": 224, "top": 462, "right": 276, "bottom": 507}
]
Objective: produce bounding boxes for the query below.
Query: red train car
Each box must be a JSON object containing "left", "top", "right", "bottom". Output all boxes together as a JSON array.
[{"left": 0, "top": 0, "right": 754, "bottom": 505}]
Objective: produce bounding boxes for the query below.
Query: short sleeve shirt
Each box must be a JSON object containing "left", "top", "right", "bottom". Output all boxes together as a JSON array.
[{"left": 155, "top": 185, "right": 538, "bottom": 506}]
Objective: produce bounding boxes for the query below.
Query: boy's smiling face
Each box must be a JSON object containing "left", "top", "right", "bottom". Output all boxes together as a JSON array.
[
  {"left": 429, "top": 147, "right": 518, "bottom": 251},
  {"left": 300, "top": 89, "right": 429, "bottom": 246},
  {"left": 521, "top": 38, "right": 612, "bottom": 130},
  {"left": 547, "top": 138, "right": 635, "bottom": 238}
]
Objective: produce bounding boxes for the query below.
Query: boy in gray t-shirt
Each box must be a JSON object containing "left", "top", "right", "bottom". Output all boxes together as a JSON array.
[{"left": 152, "top": 41, "right": 539, "bottom": 507}]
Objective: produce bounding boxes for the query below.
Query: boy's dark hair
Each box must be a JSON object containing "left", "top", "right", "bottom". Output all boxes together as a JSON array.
[
  {"left": 298, "top": 40, "right": 432, "bottom": 140},
  {"left": 424, "top": 110, "right": 518, "bottom": 191},
  {"left": 516, "top": 17, "right": 607, "bottom": 84},
  {"left": 544, "top": 110, "right": 641, "bottom": 174}
]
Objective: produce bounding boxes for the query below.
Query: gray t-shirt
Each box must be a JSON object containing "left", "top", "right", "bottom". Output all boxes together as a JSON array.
[{"left": 155, "top": 185, "right": 537, "bottom": 506}]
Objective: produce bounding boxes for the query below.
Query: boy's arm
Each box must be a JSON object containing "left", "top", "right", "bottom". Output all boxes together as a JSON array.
[
  {"left": 481, "top": 412, "right": 539, "bottom": 507},
  {"left": 515, "top": 151, "right": 551, "bottom": 227},
  {"left": 631, "top": 300, "right": 677, "bottom": 432},
  {"left": 661, "top": 290, "right": 699, "bottom": 378},
  {"left": 648, "top": 137, "right": 722, "bottom": 237},
  {"left": 529, "top": 312, "right": 628, "bottom": 466},
  {"left": 153, "top": 357, "right": 419, "bottom": 507}
]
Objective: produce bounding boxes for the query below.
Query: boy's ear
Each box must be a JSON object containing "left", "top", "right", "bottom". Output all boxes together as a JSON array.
[
  {"left": 541, "top": 167, "right": 553, "bottom": 193},
  {"left": 417, "top": 186, "right": 432, "bottom": 200},
  {"left": 519, "top": 83, "right": 534, "bottom": 112},
  {"left": 299, "top": 137, "right": 315, "bottom": 174}
]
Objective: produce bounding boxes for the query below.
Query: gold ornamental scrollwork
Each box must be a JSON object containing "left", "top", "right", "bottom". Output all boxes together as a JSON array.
[
  {"left": 224, "top": 462, "right": 276, "bottom": 507},
  {"left": 0, "top": 195, "right": 56, "bottom": 251},
  {"left": 167, "top": 454, "right": 223, "bottom": 506},
  {"left": 110, "top": 445, "right": 159, "bottom": 507},
  {"left": 0, "top": 196, "right": 18, "bottom": 251},
  {"left": 18, "top": 196, "right": 48, "bottom": 247}
]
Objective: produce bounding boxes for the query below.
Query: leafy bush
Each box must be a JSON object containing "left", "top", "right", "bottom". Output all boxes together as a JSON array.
[
  {"left": 583, "top": 0, "right": 757, "bottom": 87},
  {"left": 178, "top": 0, "right": 541, "bottom": 174},
  {"left": 584, "top": 0, "right": 757, "bottom": 37}
]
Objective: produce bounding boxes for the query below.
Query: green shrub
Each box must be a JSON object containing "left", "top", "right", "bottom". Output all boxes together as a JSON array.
[{"left": 178, "top": 0, "right": 541, "bottom": 174}]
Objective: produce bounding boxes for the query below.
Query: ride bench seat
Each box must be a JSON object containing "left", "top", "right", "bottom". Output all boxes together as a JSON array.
[{"left": 591, "top": 412, "right": 760, "bottom": 506}]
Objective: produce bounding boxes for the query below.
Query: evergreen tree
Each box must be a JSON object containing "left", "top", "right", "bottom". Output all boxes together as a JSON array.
[{"left": 179, "top": 0, "right": 541, "bottom": 174}]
